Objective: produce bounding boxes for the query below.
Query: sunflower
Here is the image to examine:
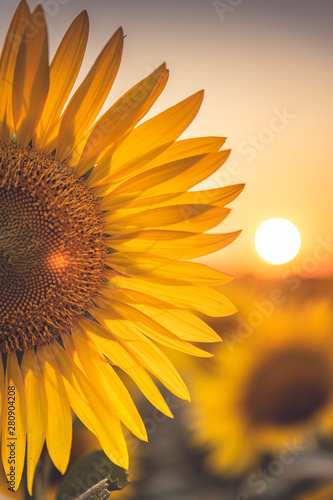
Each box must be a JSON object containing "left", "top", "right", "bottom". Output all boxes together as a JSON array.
[
  {"left": 189, "top": 299, "right": 333, "bottom": 475},
  {"left": 0, "top": 1, "right": 242, "bottom": 494}
]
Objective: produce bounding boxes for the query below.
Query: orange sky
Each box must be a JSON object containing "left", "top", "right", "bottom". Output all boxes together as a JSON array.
[{"left": 2, "top": 0, "right": 333, "bottom": 279}]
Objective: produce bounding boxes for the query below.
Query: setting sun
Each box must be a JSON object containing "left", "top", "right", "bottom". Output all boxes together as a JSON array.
[{"left": 254, "top": 218, "right": 301, "bottom": 265}]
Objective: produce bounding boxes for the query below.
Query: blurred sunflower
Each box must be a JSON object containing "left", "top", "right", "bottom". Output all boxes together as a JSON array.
[
  {"left": 0, "top": 0, "right": 242, "bottom": 494},
  {"left": 189, "top": 300, "right": 333, "bottom": 475}
]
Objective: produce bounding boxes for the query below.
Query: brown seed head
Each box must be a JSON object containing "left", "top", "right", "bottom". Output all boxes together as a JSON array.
[{"left": 0, "top": 143, "right": 105, "bottom": 353}]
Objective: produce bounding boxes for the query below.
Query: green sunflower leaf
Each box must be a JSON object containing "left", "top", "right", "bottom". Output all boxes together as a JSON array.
[{"left": 55, "top": 450, "right": 130, "bottom": 500}]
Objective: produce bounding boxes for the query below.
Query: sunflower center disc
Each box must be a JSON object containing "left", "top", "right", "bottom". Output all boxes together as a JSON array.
[
  {"left": 243, "top": 347, "right": 333, "bottom": 426},
  {"left": 0, "top": 143, "right": 105, "bottom": 353}
]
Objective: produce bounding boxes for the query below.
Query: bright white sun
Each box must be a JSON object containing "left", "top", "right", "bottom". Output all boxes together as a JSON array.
[{"left": 254, "top": 218, "right": 301, "bottom": 265}]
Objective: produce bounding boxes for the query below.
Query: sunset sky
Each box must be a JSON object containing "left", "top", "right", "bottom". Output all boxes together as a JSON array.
[{"left": 2, "top": 0, "right": 333, "bottom": 279}]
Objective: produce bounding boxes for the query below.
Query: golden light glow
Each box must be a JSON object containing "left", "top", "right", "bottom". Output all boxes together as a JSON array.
[
  {"left": 254, "top": 218, "right": 301, "bottom": 265},
  {"left": 46, "top": 251, "right": 67, "bottom": 271}
]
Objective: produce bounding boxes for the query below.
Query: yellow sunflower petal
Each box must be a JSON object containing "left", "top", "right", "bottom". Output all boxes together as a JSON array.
[
  {"left": 126, "top": 340, "right": 191, "bottom": 401},
  {"left": 78, "top": 317, "right": 173, "bottom": 417},
  {"left": 1, "top": 352, "right": 26, "bottom": 491},
  {"left": 99, "top": 154, "right": 205, "bottom": 210},
  {"left": 34, "top": 10, "right": 89, "bottom": 153},
  {"left": 0, "top": 0, "right": 30, "bottom": 143},
  {"left": 52, "top": 340, "right": 129, "bottom": 469},
  {"left": 169, "top": 183, "right": 245, "bottom": 208},
  {"left": 99, "top": 285, "right": 221, "bottom": 343},
  {"left": 40, "top": 344, "right": 72, "bottom": 474},
  {"left": 97, "top": 150, "right": 231, "bottom": 203},
  {"left": 105, "top": 252, "right": 232, "bottom": 286},
  {"left": 151, "top": 308, "right": 219, "bottom": 344},
  {"left": 87, "top": 91, "right": 204, "bottom": 188},
  {"left": 122, "top": 182, "right": 244, "bottom": 215},
  {"left": 71, "top": 324, "right": 147, "bottom": 441},
  {"left": 89, "top": 307, "right": 190, "bottom": 400},
  {"left": 22, "top": 349, "right": 47, "bottom": 495},
  {"left": 106, "top": 230, "right": 240, "bottom": 259},
  {"left": 110, "top": 275, "right": 235, "bottom": 317},
  {"left": 56, "top": 27, "right": 123, "bottom": 162},
  {"left": 123, "top": 151, "right": 231, "bottom": 200},
  {"left": 12, "top": 5, "right": 49, "bottom": 147},
  {"left": 94, "top": 295, "right": 211, "bottom": 358},
  {"left": 104, "top": 204, "right": 230, "bottom": 235},
  {"left": 136, "top": 135, "right": 227, "bottom": 169},
  {"left": 74, "top": 63, "right": 169, "bottom": 176},
  {"left": 164, "top": 206, "right": 230, "bottom": 232}
]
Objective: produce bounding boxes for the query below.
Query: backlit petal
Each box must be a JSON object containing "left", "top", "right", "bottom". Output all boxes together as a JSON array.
[
  {"left": 100, "top": 285, "right": 221, "bottom": 343},
  {"left": 110, "top": 275, "right": 236, "bottom": 317},
  {"left": 78, "top": 317, "right": 173, "bottom": 417},
  {"left": 40, "top": 344, "right": 72, "bottom": 474},
  {"left": 12, "top": 5, "right": 49, "bottom": 147},
  {"left": 87, "top": 91, "right": 204, "bottom": 188},
  {"left": 105, "top": 252, "right": 233, "bottom": 286},
  {"left": 94, "top": 295, "right": 211, "bottom": 358},
  {"left": 22, "top": 349, "right": 47, "bottom": 495},
  {"left": 34, "top": 10, "right": 89, "bottom": 152},
  {"left": 71, "top": 324, "right": 147, "bottom": 440},
  {"left": 75, "top": 63, "right": 169, "bottom": 176},
  {"left": 89, "top": 307, "right": 190, "bottom": 400},
  {"left": 99, "top": 155, "right": 205, "bottom": 210},
  {"left": 56, "top": 27, "right": 123, "bottom": 162},
  {"left": 0, "top": 0, "right": 30, "bottom": 143},
  {"left": 106, "top": 230, "right": 241, "bottom": 259},
  {"left": 53, "top": 339, "right": 129, "bottom": 469}
]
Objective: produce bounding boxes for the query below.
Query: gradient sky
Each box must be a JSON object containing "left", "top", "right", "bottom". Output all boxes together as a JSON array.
[{"left": 1, "top": 0, "right": 333, "bottom": 279}]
